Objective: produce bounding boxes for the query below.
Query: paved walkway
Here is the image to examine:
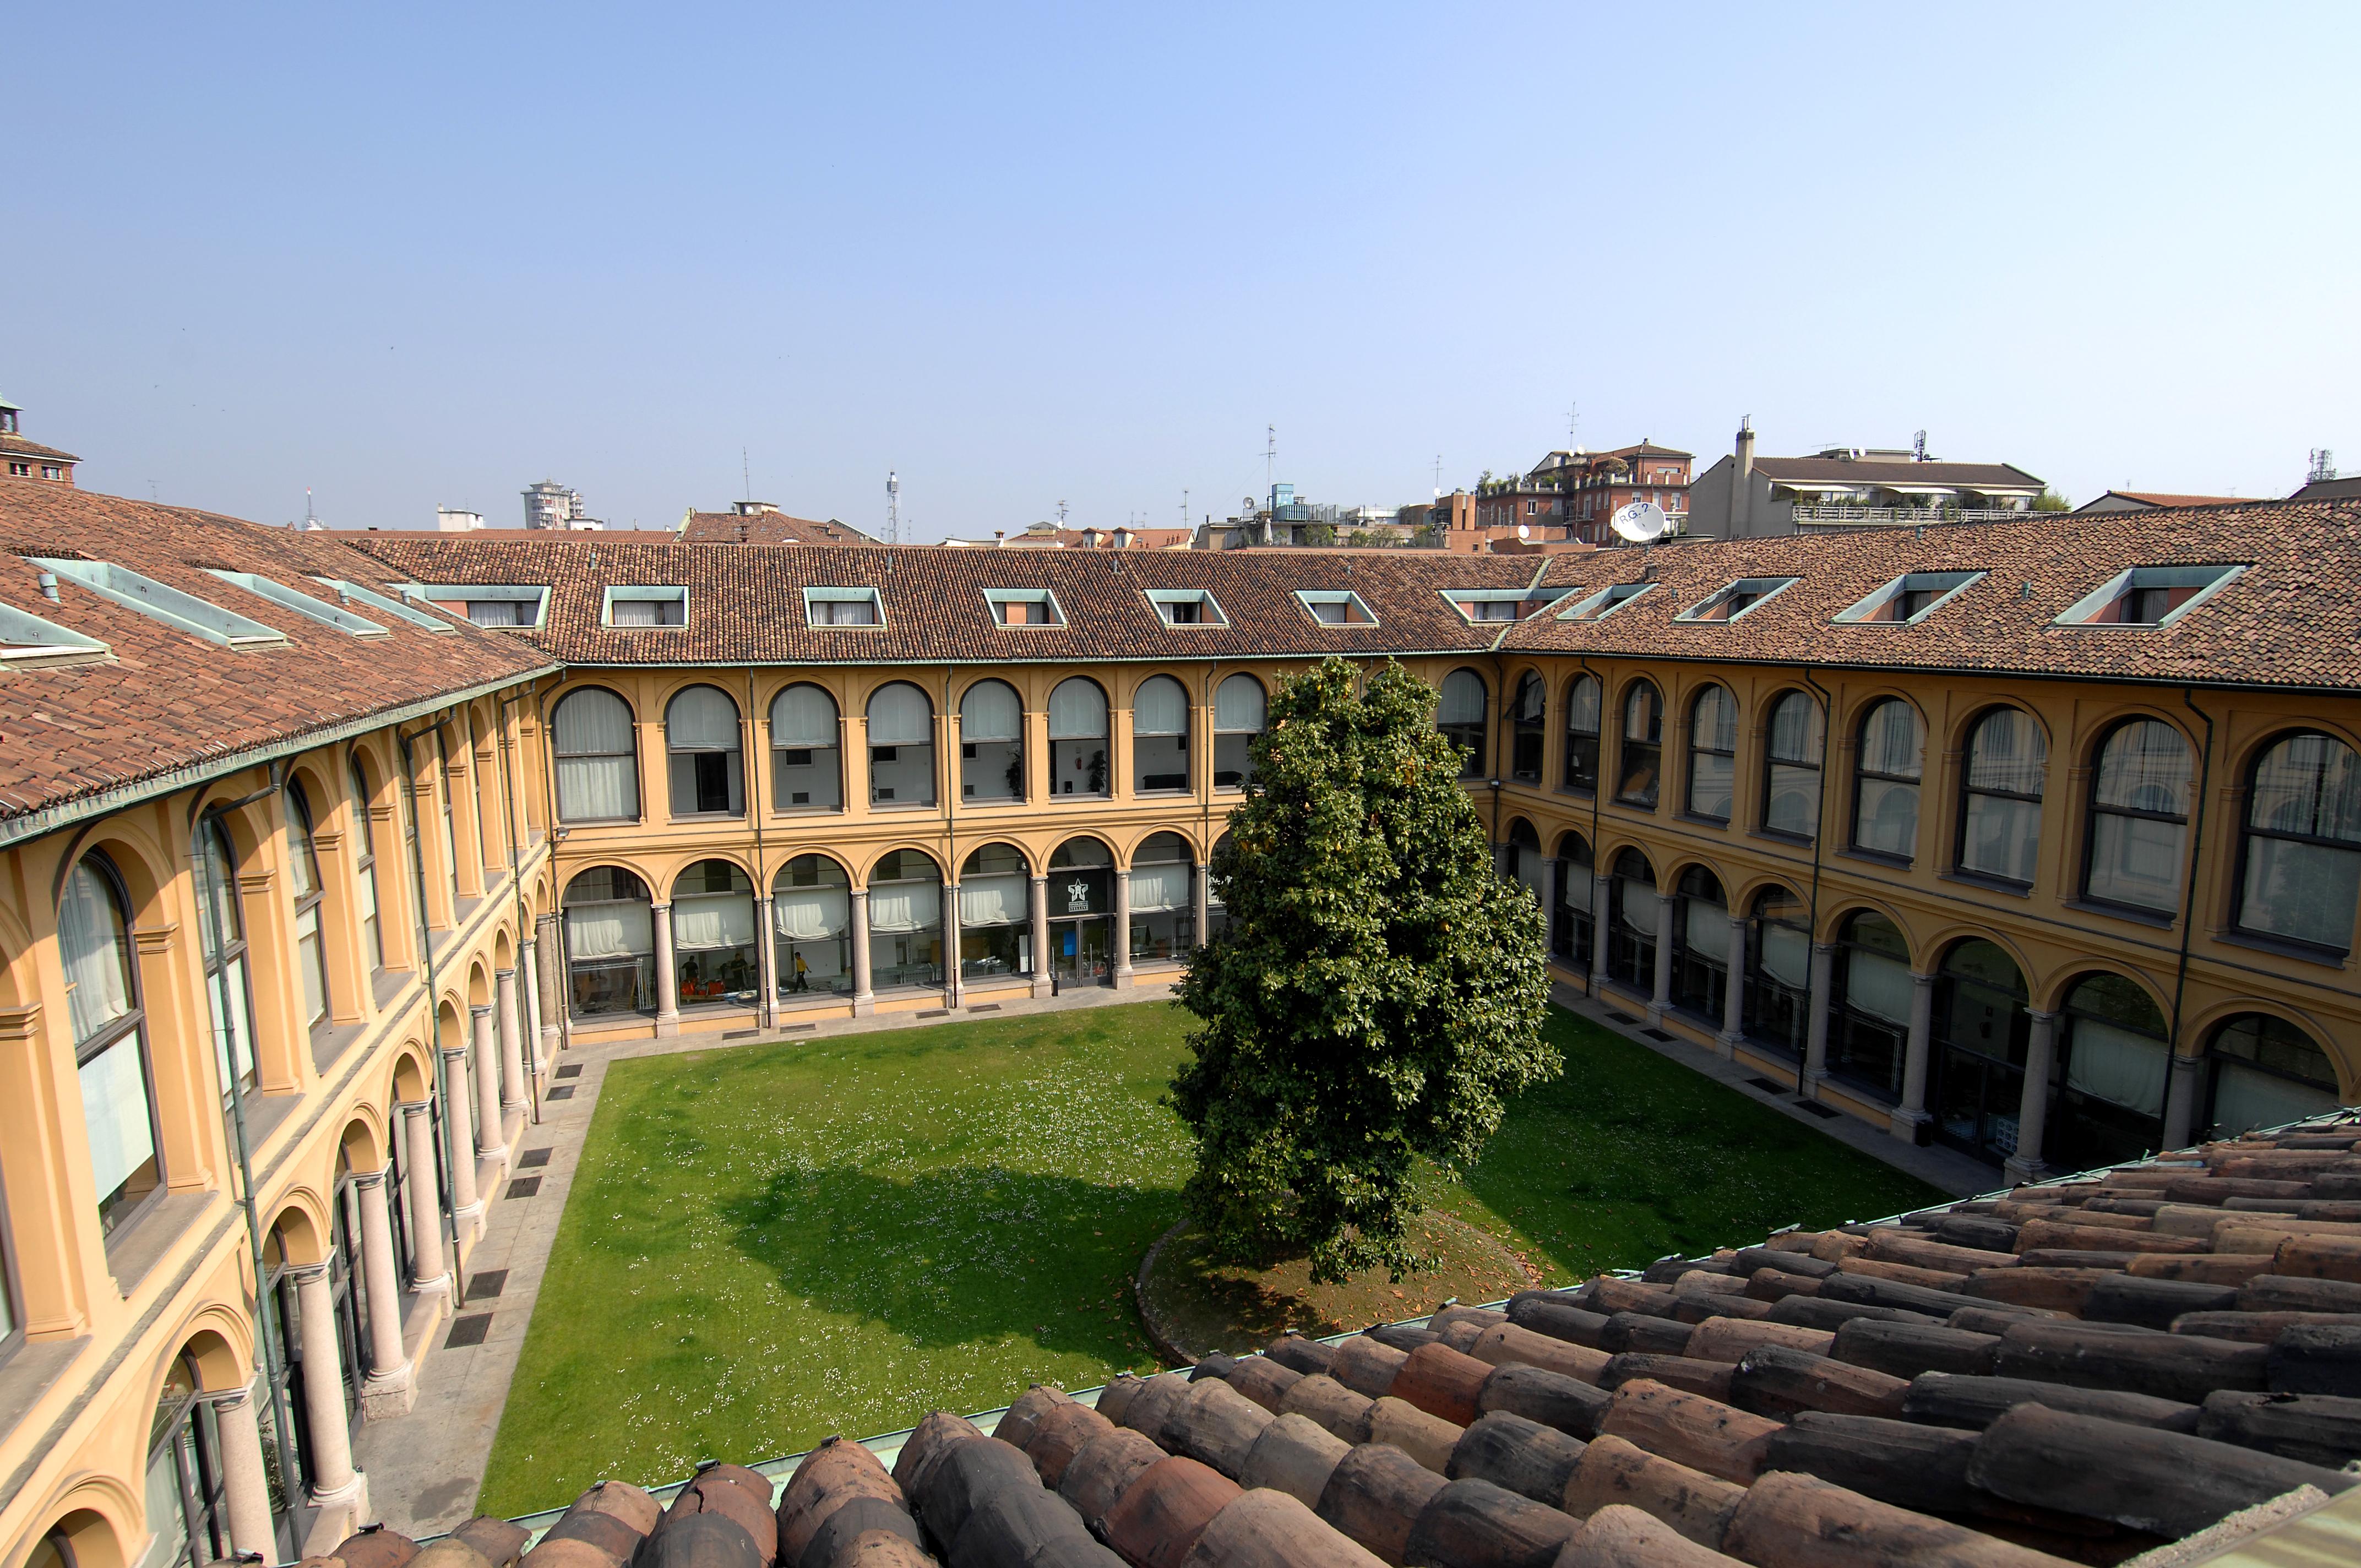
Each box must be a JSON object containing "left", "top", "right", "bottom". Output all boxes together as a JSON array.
[{"left": 356, "top": 976, "right": 1989, "bottom": 1532}]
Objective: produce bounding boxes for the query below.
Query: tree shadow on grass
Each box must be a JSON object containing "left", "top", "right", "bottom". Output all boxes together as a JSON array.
[{"left": 712, "top": 1162, "right": 1185, "bottom": 1361}]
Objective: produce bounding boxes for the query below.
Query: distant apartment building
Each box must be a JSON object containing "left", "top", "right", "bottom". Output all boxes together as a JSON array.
[
  {"left": 522, "top": 478, "right": 605, "bottom": 530},
  {"left": 1687, "top": 420, "right": 2044, "bottom": 538},
  {"left": 1198, "top": 486, "right": 1423, "bottom": 549},
  {"left": 434, "top": 507, "right": 486, "bottom": 532},
  {"left": 1464, "top": 445, "right": 1693, "bottom": 548},
  {"left": 678, "top": 500, "right": 879, "bottom": 545},
  {"left": 0, "top": 398, "right": 78, "bottom": 486},
  {"left": 941, "top": 521, "right": 1194, "bottom": 548},
  {"left": 2073, "top": 491, "right": 2247, "bottom": 515}
]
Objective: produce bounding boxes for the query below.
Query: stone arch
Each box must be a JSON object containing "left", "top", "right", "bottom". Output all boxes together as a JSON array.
[
  {"left": 1111, "top": 824, "right": 1202, "bottom": 866},
  {"left": 1815, "top": 895, "right": 1922, "bottom": 958},
  {"left": 267, "top": 1193, "right": 329, "bottom": 1267},
  {"left": 1922, "top": 921, "right": 2036, "bottom": 984},
  {"left": 336, "top": 1112, "right": 388, "bottom": 1174},
  {"left": 1728, "top": 870, "right": 1808, "bottom": 911},
  {"left": 465, "top": 959, "right": 492, "bottom": 1011},
  {"left": 26, "top": 1498, "right": 137, "bottom": 1568},
  {"left": 856, "top": 844, "right": 945, "bottom": 889},
  {"left": 2033, "top": 960, "right": 2172, "bottom": 1019},
  {"left": 389, "top": 1040, "right": 433, "bottom": 1105}
]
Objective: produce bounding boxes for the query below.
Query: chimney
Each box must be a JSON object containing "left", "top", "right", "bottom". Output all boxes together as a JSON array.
[
  {"left": 994, "top": 530, "right": 1005, "bottom": 546},
  {"left": 1729, "top": 416, "right": 1755, "bottom": 537}
]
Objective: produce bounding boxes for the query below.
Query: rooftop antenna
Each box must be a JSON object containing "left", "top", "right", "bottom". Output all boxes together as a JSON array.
[
  {"left": 1913, "top": 429, "right": 1928, "bottom": 462},
  {"left": 743, "top": 447, "right": 751, "bottom": 502},
  {"left": 1567, "top": 400, "right": 1580, "bottom": 443},
  {"left": 1056, "top": 498, "right": 1069, "bottom": 526},
  {"left": 1265, "top": 425, "right": 1277, "bottom": 493},
  {"left": 1182, "top": 488, "right": 1190, "bottom": 532},
  {"left": 885, "top": 470, "right": 900, "bottom": 545},
  {"left": 1433, "top": 453, "right": 1443, "bottom": 498},
  {"left": 2309, "top": 448, "right": 2338, "bottom": 485}
]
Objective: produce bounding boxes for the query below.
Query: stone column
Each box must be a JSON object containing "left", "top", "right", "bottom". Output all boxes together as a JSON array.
[
  {"left": 1803, "top": 944, "right": 1836, "bottom": 1098},
  {"left": 399, "top": 1101, "right": 448, "bottom": 1294},
  {"left": 534, "top": 913, "right": 564, "bottom": 1063},
  {"left": 2162, "top": 1050, "right": 2203, "bottom": 1152},
  {"left": 1590, "top": 873, "right": 1612, "bottom": 993},
  {"left": 1030, "top": 875, "right": 1052, "bottom": 999},
  {"left": 2006, "top": 1010, "right": 2060, "bottom": 1184},
  {"left": 470, "top": 1004, "right": 503, "bottom": 1164},
  {"left": 1892, "top": 971, "right": 1937, "bottom": 1142},
  {"left": 352, "top": 1170, "right": 413, "bottom": 1414},
  {"left": 1718, "top": 913, "right": 1748, "bottom": 1059},
  {"left": 214, "top": 1386, "right": 277, "bottom": 1561},
  {"left": 1193, "top": 861, "right": 1210, "bottom": 949},
  {"left": 943, "top": 883, "right": 964, "bottom": 1008},
  {"left": 495, "top": 968, "right": 526, "bottom": 1114},
  {"left": 849, "top": 889, "right": 874, "bottom": 1016},
  {"left": 1112, "top": 866, "right": 1133, "bottom": 988},
  {"left": 651, "top": 902, "right": 679, "bottom": 1037},
  {"left": 1648, "top": 894, "right": 1674, "bottom": 1026},
  {"left": 1539, "top": 859, "right": 1561, "bottom": 961},
  {"left": 439, "top": 1049, "right": 481, "bottom": 1222},
  {"left": 754, "top": 896, "right": 778, "bottom": 1027},
  {"left": 291, "top": 1262, "right": 361, "bottom": 1507}
]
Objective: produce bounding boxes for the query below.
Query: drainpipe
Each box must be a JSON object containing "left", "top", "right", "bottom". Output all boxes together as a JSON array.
[
  {"left": 2170, "top": 690, "right": 2216, "bottom": 1137},
  {"left": 748, "top": 667, "right": 768, "bottom": 1025},
  {"left": 1577, "top": 656, "right": 1603, "bottom": 998},
  {"left": 395, "top": 715, "right": 467, "bottom": 1314},
  {"left": 1799, "top": 665, "right": 1835, "bottom": 1097}
]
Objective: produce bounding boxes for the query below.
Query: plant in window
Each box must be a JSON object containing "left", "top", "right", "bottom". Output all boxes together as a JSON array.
[{"left": 1172, "top": 657, "right": 1556, "bottom": 1283}]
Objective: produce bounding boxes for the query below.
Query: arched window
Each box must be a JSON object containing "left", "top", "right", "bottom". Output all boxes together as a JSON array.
[
  {"left": 1551, "top": 833, "right": 1594, "bottom": 971},
  {"left": 61, "top": 854, "right": 162, "bottom": 1235},
  {"left": 959, "top": 845, "right": 1032, "bottom": 979},
  {"left": 2206, "top": 1014, "right": 2345, "bottom": 1137},
  {"left": 671, "top": 860, "right": 757, "bottom": 1009},
  {"left": 1958, "top": 708, "right": 2047, "bottom": 886},
  {"left": 1606, "top": 848, "right": 1658, "bottom": 993},
  {"left": 1047, "top": 838, "right": 1114, "bottom": 984},
  {"left": 432, "top": 727, "right": 462, "bottom": 907},
  {"left": 1505, "top": 820, "right": 1544, "bottom": 903},
  {"left": 1047, "top": 678, "right": 1109, "bottom": 798},
  {"left": 146, "top": 1348, "right": 233, "bottom": 1568},
  {"left": 2053, "top": 974, "right": 2170, "bottom": 1170},
  {"left": 960, "top": 679, "right": 1025, "bottom": 803},
  {"left": 1668, "top": 865, "right": 1729, "bottom": 1018},
  {"left": 1829, "top": 911, "right": 1911, "bottom": 1102},
  {"left": 1438, "top": 670, "right": 1488, "bottom": 780},
  {"left": 1133, "top": 676, "right": 1191, "bottom": 795},
  {"left": 1685, "top": 686, "right": 1737, "bottom": 822},
  {"left": 286, "top": 781, "right": 330, "bottom": 1030},
  {"left": 1617, "top": 682, "right": 1663, "bottom": 808},
  {"left": 347, "top": 755, "right": 384, "bottom": 971},
  {"left": 562, "top": 867, "right": 654, "bottom": 1017},
  {"left": 1852, "top": 700, "right": 1923, "bottom": 860},
  {"left": 2236, "top": 731, "right": 2361, "bottom": 952},
  {"left": 1562, "top": 676, "right": 1601, "bottom": 795},
  {"left": 193, "top": 818, "right": 259, "bottom": 1123},
  {"left": 552, "top": 688, "right": 639, "bottom": 823},
  {"left": 1762, "top": 692, "right": 1823, "bottom": 841},
  {"left": 2083, "top": 718, "right": 2190, "bottom": 914},
  {"left": 1509, "top": 673, "right": 1546, "bottom": 785},
  {"left": 1930, "top": 939, "right": 2030, "bottom": 1165},
  {"left": 867, "top": 683, "right": 937, "bottom": 807},
  {"left": 773, "top": 855, "right": 851, "bottom": 999},
  {"left": 770, "top": 683, "right": 844, "bottom": 812},
  {"left": 1130, "top": 832, "right": 1196, "bottom": 961},
  {"left": 666, "top": 685, "right": 744, "bottom": 818},
  {"left": 869, "top": 850, "right": 944, "bottom": 989},
  {"left": 1214, "top": 676, "right": 1266, "bottom": 791},
  {"left": 1742, "top": 887, "right": 1811, "bottom": 1059}
]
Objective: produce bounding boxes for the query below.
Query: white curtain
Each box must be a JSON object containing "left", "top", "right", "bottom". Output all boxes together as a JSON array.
[
  {"left": 1846, "top": 951, "right": 1913, "bottom": 1023},
  {"left": 1048, "top": 679, "right": 1107, "bottom": 739},
  {"left": 1439, "top": 670, "right": 1488, "bottom": 725},
  {"left": 775, "top": 885, "right": 848, "bottom": 940},
  {"left": 960, "top": 682, "right": 1022, "bottom": 743},
  {"left": 772, "top": 685, "right": 840, "bottom": 747},
  {"left": 1514, "top": 845, "right": 1544, "bottom": 900},
  {"left": 960, "top": 874, "right": 1028, "bottom": 928},
  {"left": 79, "top": 1036, "right": 155, "bottom": 1201},
  {"left": 555, "top": 689, "right": 634, "bottom": 755},
  {"left": 2212, "top": 1061, "right": 2338, "bottom": 1137},
  {"left": 1760, "top": 924, "right": 1811, "bottom": 989},
  {"left": 1565, "top": 677, "right": 1601, "bottom": 735},
  {"left": 871, "top": 880, "right": 942, "bottom": 933},
  {"left": 1684, "top": 900, "right": 1729, "bottom": 963},
  {"left": 1859, "top": 700, "right": 1924, "bottom": 779},
  {"left": 2066, "top": 1021, "right": 2168, "bottom": 1114},
  {"left": 1134, "top": 677, "right": 1189, "bottom": 738},
  {"left": 559, "top": 757, "right": 637, "bottom": 821},
  {"left": 867, "top": 684, "right": 933, "bottom": 745},
  {"left": 1216, "top": 675, "right": 1266, "bottom": 733},
  {"left": 668, "top": 687, "right": 740, "bottom": 751},
  {"left": 1620, "top": 880, "right": 1661, "bottom": 935},
  {"left": 59, "top": 861, "right": 130, "bottom": 1043},
  {"left": 1130, "top": 863, "right": 1191, "bottom": 912},
  {"left": 674, "top": 892, "right": 754, "bottom": 951},
  {"left": 567, "top": 900, "right": 652, "bottom": 959}
]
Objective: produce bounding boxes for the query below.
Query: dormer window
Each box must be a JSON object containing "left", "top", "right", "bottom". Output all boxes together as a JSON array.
[
  {"left": 1145, "top": 589, "right": 1228, "bottom": 627},
  {"left": 1444, "top": 589, "right": 1570, "bottom": 623},
  {"left": 983, "top": 588, "right": 1064, "bottom": 627},
  {"left": 804, "top": 586, "right": 884, "bottom": 627},
  {"left": 31, "top": 558, "right": 287, "bottom": 648},
  {"left": 309, "top": 577, "right": 458, "bottom": 633},
  {"left": 1558, "top": 582, "right": 1655, "bottom": 621},
  {"left": 2055, "top": 565, "right": 2244, "bottom": 628},
  {"left": 1295, "top": 589, "right": 1378, "bottom": 627},
  {"left": 205, "top": 571, "right": 389, "bottom": 637},
  {"left": 605, "top": 586, "right": 688, "bottom": 627},
  {"left": 400, "top": 582, "right": 548, "bottom": 629},
  {"left": 1675, "top": 576, "right": 1799, "bottom": 624},
  {"left": 0, "top": 600, "right": 108, "bottom": 667},
  {"left": 1834, "top": 571, "right": 1985, "bottom": 625}
]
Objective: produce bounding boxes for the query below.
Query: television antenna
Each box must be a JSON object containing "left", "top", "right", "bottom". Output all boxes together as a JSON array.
[
  {"left": 1056, "top": 498, "right": 1069, "bottom": 525},
  {"left": 1264, "top": 425, "right": 1277, "bottom": 492},
  {"left": 1610, "top": 500, "right": 1668, "bottom": 545},
  {"left": 2310, "top": 449, "right": 2338, "bottom": 484},
  {"left": 1433, "top": 453, "right": 1443, "bottom": 497},
  {"left": 1567, "top": 401, "right": 1580, "bottom": 442},
  {"left": 885, "top": 470, "right": 900, "bottom": 545}
]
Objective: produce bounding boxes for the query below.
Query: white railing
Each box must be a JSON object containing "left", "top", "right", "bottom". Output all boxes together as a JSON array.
[{"left": 1792, "top": 505, "right": 2036, "bottom": 527}]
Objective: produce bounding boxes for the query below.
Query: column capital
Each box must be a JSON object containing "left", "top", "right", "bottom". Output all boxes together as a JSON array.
[
  {"left": 2025, "top": 1008, "right": 2060, "bottom": 1026},
  {"left": 536, "top": 911, "right": 559, "bottom": 931},
  {"left": 471, "top": 1003, "right": 494, "bottom": 1018},
  {"left": 284, "top": 1260, "right": 330, "bottom": 1286},
  {"left": 495, "top": 966, "right": 515, "bottom": 980},
  {"left": 651, "top": 900, "right": 672, "bottom": 913},
  {"left": 1911, "top": 970, "right": 1939, "bottom": 989},
  {"left": 350, "top": 1168, "right": 388, "bottom": 1191},
  {"left": 394, "top": 1097, "right": 432, "bottom": 1114},
  {"left": 1813, "top": 941, "right": 1838, "bottom": 956},
  {"left": 207, "top": 1386, "right": 254, "bottom": 1412},
  {"left": 1726, "top": 911, "right": 1749, "bottom": 928},
  {"left": 440, "top": 1044, "right": 469, "bottom": 1061}
]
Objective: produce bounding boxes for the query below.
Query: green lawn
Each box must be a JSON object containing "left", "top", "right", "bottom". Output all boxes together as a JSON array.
[{"left": 479, "top": 1001, "right": 1940, "bottom": 1513}]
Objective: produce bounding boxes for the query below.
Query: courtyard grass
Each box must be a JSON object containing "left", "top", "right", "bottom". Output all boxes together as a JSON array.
[{"left": 479, "top": 1000, "right": 1940, "bottom": 1513}]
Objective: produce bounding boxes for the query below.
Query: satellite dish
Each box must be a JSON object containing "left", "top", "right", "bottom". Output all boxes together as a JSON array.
[
  {"left": 1516, "top": 522, "right": 1531, "bottom": 540},
  {"left": 1611, "top": 501, "right": 1668, "bottom": 543}
]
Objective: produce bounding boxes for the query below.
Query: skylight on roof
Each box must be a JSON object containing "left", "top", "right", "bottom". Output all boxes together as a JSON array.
[
  {"left": 32, "top": 558, "right": 287, "bottom": 649},
  {"left": 1674, "top": 576, "right": 1799, "bottom": 624},
  {"left": 399, "top": 582, "right": 549, "bottom": 629},
  {"left": 1557, "top": 582, "right": 1655, "bottom": 621},
  {"left": 1443, "top": 589, "right": 1571, "bottom": 623},
  {"left": 982, "top": 588, "right": 1065, "bottom": 627},
  {"left": 0, "top": 599, "right": 109, "bottom": 667},
  {"left": 1833, "top": 570, "right": 1985, "bottom": 626},
  {"left": 1144, "top": 588, "right": 1227, "bottom": 627},
  {"left": 2055, "top": 565, "right": 2245, "bottom": 628},
  {"left": 309, "top": 577, "right": 458, "bottom": 633},
  {"left": 604, "top": 586, "right": 688, "bottom": 627},
  {"left": 805, "top": 586, "right": 884, "bottom": 627},
  {"left": 1294, "top": 589, "right": 1378, "bottom": 627},
  {"left": 205, "top": 570, "right": 388, "bottom": 637}
]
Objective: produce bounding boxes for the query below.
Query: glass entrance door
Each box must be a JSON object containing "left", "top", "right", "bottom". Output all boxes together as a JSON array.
[{"left": 1051, "top": 917, "right": 1110, "bottom": 986}]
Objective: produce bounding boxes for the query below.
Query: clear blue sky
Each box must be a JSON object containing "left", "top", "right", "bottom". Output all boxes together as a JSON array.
[{"left": 9, "top": 4, "right": 2356, "bottom": 536}]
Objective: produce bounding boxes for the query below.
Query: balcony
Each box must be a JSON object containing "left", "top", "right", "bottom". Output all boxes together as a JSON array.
[{"left": 1791, "top": 504, "right": 2035, "bottom": 527}]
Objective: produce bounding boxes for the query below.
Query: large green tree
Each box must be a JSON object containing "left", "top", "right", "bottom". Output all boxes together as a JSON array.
[{"left": 1172, "top": 657, "right": 1558, "bottom": 1282}]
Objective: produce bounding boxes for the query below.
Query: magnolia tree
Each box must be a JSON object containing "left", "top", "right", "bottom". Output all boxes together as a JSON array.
[{"left": 1172, "top": 657, "right": 1557, "bottom": 1282}]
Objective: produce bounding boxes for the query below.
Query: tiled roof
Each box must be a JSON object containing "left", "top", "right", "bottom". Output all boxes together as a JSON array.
[
  {"left": 1751, "top": 458, "right": 2043, "bottom": 490},
  {"left": 2077, "top": 491, "right": 2250, "bottom": 511},
  {"left": 2292, "top": 476, "right": 2361, "bottom": 503},
  {"left": 0, "top": 433, "right": 80, "bottom": 464},
  {"left": 369, "top": 1117, "right": 2361, "bottom": 1568},
  {"left": 0, "top": 486, "right": 554, "bottom": 827},
  {"left": 680, "top": 511, "right": 883, "bottom": 546},
  {"left": 344, "top": 534, "right": 1543, "bottom": 665},
  {"left": 1509, "top": 499, "right": 2361, "bottom": 690}
]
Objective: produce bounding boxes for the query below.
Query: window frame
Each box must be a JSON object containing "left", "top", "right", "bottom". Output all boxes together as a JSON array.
[
  {"left": 866, "top": 681, "right": 939, "bottom": 808},
  {"left": 981, "top": 588, "right": 1066, "bottom": 627},
  {"left": 803, "top": 586, "right": 886, "bottom": 628},
  {"left": 663, "top": 684, "right": 747, "bottom": 820},
  {"left": 1684, "top": 684, "right": 1738, "bottom": 823},
  {"left": 1438, "top": 668, "right": 1490, "bottom": 781},
  {"left": 194, "top": 816, "right": 264, "bottom": 1118},
  {"left": 347, "top": 753, "right": 385, "bottom": 972},
  {"left": 1144, "top": 589, "right": 1230, "bottom": 627},
  {"left": 1954, "top": 706, "right": 2049, "bottom": 889},
  {"left": 1508, "top": 672, "right": 1547, "bottom": 784},
  {"left": 1561, "top": 674, "right": 1601, "bottom": 796},
  {"left": 2232, "top": 728, "right": 2361, "bottom": 956},
  {"left": 550, "top": 686, "right": 643, "bottom": 824},
  {"left": 1293, "top": 589, "right": 1379, "bottom": 627},
  {"left": 1760, "top": 690, "right": 1824, "bottom": 843},
  {"left": 285, "top": 780, "right": 331, "bottom": 1031},
  {"left": 1673, "top": 576, "right": 1800, "bottom": 625},
  {"left": 958, "top": 677, "right": 1029, "bottom": 804},
  {"left": 1849, "top": 698, "right": 1925, "bottom": 863},
  {"left": 1556, "top": 582, "right": 1655, "bottom": 621},
  {"left": 2079, "top": 717, "right": 2191, "bottom": 918},
  {"left": 1832, "top": 570, "right": 1986, "bottom": 625},
  {"left": 601, "top": 585, "right": 689, "bottom": 628},
  {"left": 2054, "top": 564, "right": 2246, "bottom": 629},
  {"left": 61, "top": 851, "right": 168, "bottom": 1242},
  {"left": 562, "top": 865, "right": 657, "bottom": 1020},
  {"left": 1130, "top": 674, "right": 1192, "bottom": 796},
  {"left": 768, "top": 682, "right": 845, "bottom": 814},
  {"left": 1615, "top": 679, "right": 1664, "bottom": 809}
]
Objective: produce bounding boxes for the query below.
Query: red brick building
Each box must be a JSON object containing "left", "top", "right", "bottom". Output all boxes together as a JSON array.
[{"left": 0, "top": 398, "right": 78, "bottom": 486}]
